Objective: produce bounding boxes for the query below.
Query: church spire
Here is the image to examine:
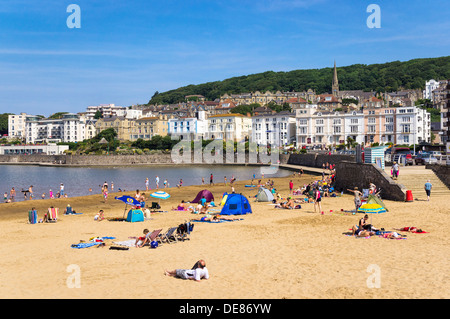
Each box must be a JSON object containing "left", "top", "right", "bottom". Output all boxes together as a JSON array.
[{"left": 332, "top": 60, "right": 339, "bottom": 97}]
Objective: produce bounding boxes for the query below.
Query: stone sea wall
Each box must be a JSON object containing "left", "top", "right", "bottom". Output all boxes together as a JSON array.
[
  {"left": 334, "top": 161, "right": 406, "bottom": 201},
  {"left": 0, "top": 153, "right": 292, "bottom": 166},
  {"left": 426, "top": 164, "right": 450, "bottom": 189},
  {"left": 287, "top": 153, "right": 355, "bottom": 168}
]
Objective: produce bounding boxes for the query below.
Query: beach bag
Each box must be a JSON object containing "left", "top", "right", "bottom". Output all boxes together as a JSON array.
[{"left": 177, "top": 223, "right": 187, "bottom": 234}]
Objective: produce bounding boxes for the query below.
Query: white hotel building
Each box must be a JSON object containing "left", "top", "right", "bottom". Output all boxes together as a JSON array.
[
  {"left": 167, "top": 110, "right": 208, "bottom": 141},
  {"left": 25, "top": 113, "right": 86, "bottom": 144},
  {"left": 7, "top": 113, "right": 29, "bottom": 140},
  {"left": 251, "top": 111, "right": 296, "bottom": 146}
]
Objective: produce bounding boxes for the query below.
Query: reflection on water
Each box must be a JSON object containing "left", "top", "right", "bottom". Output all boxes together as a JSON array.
[{"left": 0, "top": 164, "right": 291, "bottom": 202}]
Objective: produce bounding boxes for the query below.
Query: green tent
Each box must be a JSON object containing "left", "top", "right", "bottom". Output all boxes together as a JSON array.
[{"left": 366, "top": 194, "right": 388, "bottom": 212}]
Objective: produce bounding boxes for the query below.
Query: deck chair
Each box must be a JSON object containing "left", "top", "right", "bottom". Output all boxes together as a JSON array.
[
  {"left": 157, "top": 227, "right": 178, "bottom": 244},
  {"left": 147, "top": 228, "right": 163, "bottom": 244},
  {"left": 47, "top": 207, "right": 58, "bottom": 222}
]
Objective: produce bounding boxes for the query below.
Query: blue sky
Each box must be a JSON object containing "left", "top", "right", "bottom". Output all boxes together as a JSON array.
[{"left": 0, "top": 0, "right": 449, "bottom": 116}]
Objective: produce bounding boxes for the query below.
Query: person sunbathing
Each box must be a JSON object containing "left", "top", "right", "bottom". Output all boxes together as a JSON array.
[
  {"left": 381, "top": 232, "right": 405, "bottom": 239},
  {"left": 200, "top": 215, "right": 240, "bottom": 222},
  {"left": 275, "top": 197, "right": 296, "bottom": 209},
  {"left": 395, "top": 227, "right": 425, "bottom": 233},
  {"left": 352, "top": 225, "right": 375, "bottom": 237}
]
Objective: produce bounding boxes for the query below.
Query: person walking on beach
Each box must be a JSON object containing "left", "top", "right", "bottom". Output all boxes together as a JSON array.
[
  {"left": 313, "top": 186, "right": 322, "bottom": 214},
  {"left": 60, "top": 183, "right": 65, "bottom": 197},
  {"left": 224, "top": 176, "right": 227, "bottom": 185},
  {"left": 289, "top": 180, "right": 294, "bottom": 194},
  {"left": 145, "top": 178, "right": 149, "bottom": 191},
  {"left": 155, "top": 176, "right": 160, "bottom": 189},
  {"left": 424, "top": 180, "right": 432, "bottom": 201},
  {"left": 392, "top": 162, "right": 399, "bottom": 180},
  {"left": 210, "top": 173, "right": 214, "bottom": 186}
]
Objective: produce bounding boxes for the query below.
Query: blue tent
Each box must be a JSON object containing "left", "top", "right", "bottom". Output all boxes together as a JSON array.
[
  {"left": 220, "top": 194, "right": 252, "bottom": 215},
  {"left": 126, "top": 209, "right": 144, "bottom": 223}
]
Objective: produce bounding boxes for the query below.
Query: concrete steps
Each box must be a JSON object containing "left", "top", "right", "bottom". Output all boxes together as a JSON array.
[{"left": 385, "top": 166, "right": 449, "bottom": 197}]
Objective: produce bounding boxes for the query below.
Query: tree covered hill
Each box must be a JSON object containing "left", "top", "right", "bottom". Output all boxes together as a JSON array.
[{"left": 148, "top": 56, "right": 450, "bottom": 105}]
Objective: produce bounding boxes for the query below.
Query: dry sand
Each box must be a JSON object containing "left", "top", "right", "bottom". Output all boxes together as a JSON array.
[{"left": 0, "top": 172, "right": 448, "bottom": 299}]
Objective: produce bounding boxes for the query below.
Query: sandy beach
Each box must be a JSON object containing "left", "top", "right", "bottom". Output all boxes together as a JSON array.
[{"left": 0, "top": 171, "right": 448, "bottom": 299}]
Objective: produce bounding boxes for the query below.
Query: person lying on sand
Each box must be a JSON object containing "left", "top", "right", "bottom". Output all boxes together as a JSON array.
[
  {"left": 395, "top": 227, "right": 425, "bottom": 233},
  {"left": 381, "top": 232, "right": 405, "bottom": 239},
  {"left": 352, "top": 225, "right": 375, "bottom": 237},
  {"left": 165, "top": 259, "right": 209, "bottom": 281},
  {"left": 200, "top": 215, "right": 241, "bottom": 222}
]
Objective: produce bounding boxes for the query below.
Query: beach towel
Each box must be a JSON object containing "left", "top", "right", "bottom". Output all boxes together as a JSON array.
[
  {"left": 71, "top": 242, "right": 104, "bottom": 249},
  {"left": 112, "top": 239, "right": 138, "bottom": 247},
  {"left": 28, "top": 210, "right": 38, "bottom": 224},
  {"left": 192, "top": 218, "right": 243, "bottom": 223},
  {"left": 71, "top": 237, "right": 116, "bottom": 249}
]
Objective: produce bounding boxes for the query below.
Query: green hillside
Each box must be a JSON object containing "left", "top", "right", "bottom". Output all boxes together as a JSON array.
[{"left": 148, "top": 56, "right": 450, "bottom": 105}]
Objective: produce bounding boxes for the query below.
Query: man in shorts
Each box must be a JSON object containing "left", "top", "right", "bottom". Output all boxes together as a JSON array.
[
  {"left": 424, "top": 180, "right": 432, "bottom": 201},
  {"left": 165, "top": 259, "right": 209, "bottom": 281}
]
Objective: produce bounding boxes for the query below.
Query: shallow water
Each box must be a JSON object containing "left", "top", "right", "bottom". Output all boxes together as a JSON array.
[{"left": 0, "top": 164, "right": 291, "bottom": 202}]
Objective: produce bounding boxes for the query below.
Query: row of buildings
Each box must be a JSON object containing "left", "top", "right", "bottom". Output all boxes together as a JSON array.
[
  {"left": 6, "top": 63, "right": 447, "bottom": 149},
  {"left": 7, "top": 104, "right": 432, "bottom": 149}
]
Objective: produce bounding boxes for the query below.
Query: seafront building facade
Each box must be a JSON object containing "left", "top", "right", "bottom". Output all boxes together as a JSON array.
[
  {"left": 129, "top": 116, "right": 170, "bottom": 141},
  {"left": 7, "top": 113, "right": 29, "bottom": 140},
  {"left": 0, "top": 143, "right": 69, "bottom": 155},
  {"left": 24, "top": 113, "right": 86, "bottom": 144},
  {"left": 295, "top": 106, "right": 431, "bottom": 148},
  {"left": 251, "top": 111, "right": 296, "bottom": 146},
  {"left": 204, "top": 113, "right": 252, "bottom": 142}
]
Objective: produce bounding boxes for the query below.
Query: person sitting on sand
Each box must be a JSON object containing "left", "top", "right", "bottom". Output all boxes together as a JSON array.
[
  {"left": 135, "top": 229, "right": 150, "bottom": 247},
  {"left": 358, "top": 214, "right": 379, "bottom": 232},
  {"left": 173, "top": 200, "right": 187, "bottom": 211},
  {"left": 164, "top": 260, "right": 209, "bottom": 281},
  {"left": 94, "top": 210, "right": 104, "bottom": 221}
]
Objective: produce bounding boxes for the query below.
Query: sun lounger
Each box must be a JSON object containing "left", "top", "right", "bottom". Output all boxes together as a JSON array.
[{"left": 157, "top": 227, "right": 178, "bottom": 244}]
